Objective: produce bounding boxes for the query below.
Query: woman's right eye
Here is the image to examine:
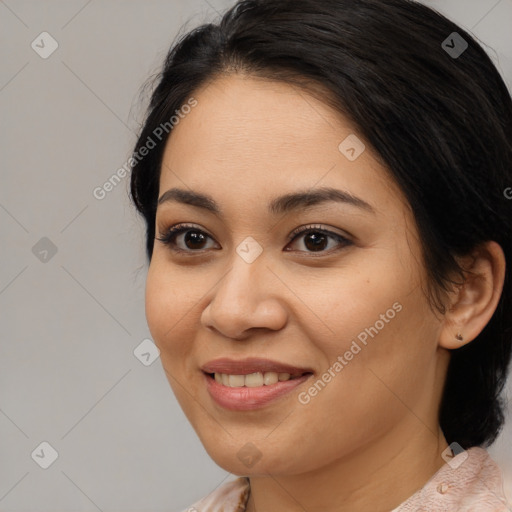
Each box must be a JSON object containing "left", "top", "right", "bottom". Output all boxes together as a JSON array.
[{"left": 156, "top": 224, "right": 219, "bottom": 253}]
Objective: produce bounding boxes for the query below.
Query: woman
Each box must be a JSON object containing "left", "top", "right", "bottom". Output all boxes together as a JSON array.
[{"left": 129, "top": 0, "right": 512, "bottom": 510}]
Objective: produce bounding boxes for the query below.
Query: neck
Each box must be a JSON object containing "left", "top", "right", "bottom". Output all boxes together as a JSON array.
[{"left": 245, "top": 422, "right": 449, "bottom": 512}]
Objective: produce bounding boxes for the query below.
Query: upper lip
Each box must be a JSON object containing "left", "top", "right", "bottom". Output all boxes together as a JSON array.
[{"left": 201, "top": 357, "right": 314, "bottom": 376}]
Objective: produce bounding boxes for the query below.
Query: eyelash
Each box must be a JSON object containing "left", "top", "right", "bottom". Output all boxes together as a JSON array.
[{"left": 155, "top": 223, "right": 352, "bottom": 255}]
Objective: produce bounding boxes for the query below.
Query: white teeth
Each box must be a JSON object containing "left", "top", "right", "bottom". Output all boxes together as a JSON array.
[
  {"left": 245, "top": 372, "right": 264, "bottom": 387},
  {"left": 263, "top": 372, "right": 278, "bottom": 385},
  {"left": 228, "top": 374, "right": 245, "bottom": 387},
  {"left": 213, "top": 371, "right": 300, "bottom": 387}
]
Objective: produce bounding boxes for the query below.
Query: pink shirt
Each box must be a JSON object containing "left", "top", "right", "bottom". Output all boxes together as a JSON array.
[{"left": 180, "top": 447, "right": 511, "bottom": 511}]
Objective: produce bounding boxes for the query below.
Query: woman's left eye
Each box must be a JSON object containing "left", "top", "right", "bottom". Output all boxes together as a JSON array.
[
  {"left": 286, "top": 225, "right": 352, "bottom": 253},
  {"left": 155, "top": 223, "right": 352, "bottom": 254}
]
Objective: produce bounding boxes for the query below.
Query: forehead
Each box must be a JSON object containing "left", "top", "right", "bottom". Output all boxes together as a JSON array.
[
  {"left": 164, "top": 75, "right": 351, "bottom": 165},
  {"left": 159, "top": 74, "right": 405, "bottom": 217}
]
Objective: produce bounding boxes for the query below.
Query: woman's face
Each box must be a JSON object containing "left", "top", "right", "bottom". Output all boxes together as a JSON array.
[{"left": 146, "top": 74, "right": 449, "bottom": 476}]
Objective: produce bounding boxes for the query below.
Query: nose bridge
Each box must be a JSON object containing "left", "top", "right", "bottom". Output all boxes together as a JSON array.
[
  {"left": 201, "top": 240, "right": 286, "bottom": 338},
  {"left": 214, "top": 244, "right": 269, "bottom": 316},
  {"left": 218, "top": 235, "right": 269, "bottom": 305}
]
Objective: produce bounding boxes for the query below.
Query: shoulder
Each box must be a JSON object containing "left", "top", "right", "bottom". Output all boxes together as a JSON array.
[
  {"left": 393, "top": 446, "right": 511, "bottom": 511},
  {"left": 178, "top": 476, "right": 250, "bottom": 512}
]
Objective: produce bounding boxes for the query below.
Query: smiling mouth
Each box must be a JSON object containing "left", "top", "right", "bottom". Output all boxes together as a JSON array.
[{"left": 205, "top": 371, "right": 313, "bottom": 388}]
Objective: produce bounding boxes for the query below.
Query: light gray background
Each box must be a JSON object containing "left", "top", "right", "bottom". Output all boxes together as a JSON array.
[{"left": 1, "top": 1, "right": 511, "bottom": 510}]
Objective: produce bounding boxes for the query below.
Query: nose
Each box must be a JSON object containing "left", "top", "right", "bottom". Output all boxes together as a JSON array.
[{"left": 200, "top": 251, "right": 288, "bottom": 341}]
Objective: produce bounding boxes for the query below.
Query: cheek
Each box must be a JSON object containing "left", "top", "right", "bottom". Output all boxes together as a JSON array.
[
  {"left": 324, "top": 293, "right": 439, "bottom": 431},
  {"left": 145, "top": 261, "right": 195, "bottom": 357},
  {"left": 145, "top": 264, "right": 168, "bottom": 345},
  {"left": 145, "top": 262, "right": 204, "bottom": 411},
  {"left": 307, "top": 262, "right": 437, "bottom": 412},
  {"left": 304, "top": 272, "right": 407, "bottom": 359}
]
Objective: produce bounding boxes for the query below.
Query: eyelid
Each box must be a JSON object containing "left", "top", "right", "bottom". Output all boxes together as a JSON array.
[{"left": 287, "top": 223, "right": 352, "bottom": 242}]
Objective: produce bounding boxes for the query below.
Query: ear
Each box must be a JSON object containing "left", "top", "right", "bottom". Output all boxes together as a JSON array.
[{"left": 439, "top": 241, "right": 506, "bottom": 350}]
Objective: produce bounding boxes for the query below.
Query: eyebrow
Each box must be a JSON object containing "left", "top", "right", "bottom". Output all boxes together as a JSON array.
[{"left": 157, "top": 186, "right": 376, "bottom": 217}]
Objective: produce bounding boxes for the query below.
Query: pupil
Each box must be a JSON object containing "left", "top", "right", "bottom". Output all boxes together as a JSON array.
[
  {"left": 305, "top": 232, "right": 327, "bottom": 251},
  {"left": 185, "top": 231, "right": 206, "bottom": 249}
]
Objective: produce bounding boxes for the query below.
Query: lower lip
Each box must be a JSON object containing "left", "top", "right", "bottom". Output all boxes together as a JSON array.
[{"left": 204, "top": 372, "right": 312, "bottom": 411}]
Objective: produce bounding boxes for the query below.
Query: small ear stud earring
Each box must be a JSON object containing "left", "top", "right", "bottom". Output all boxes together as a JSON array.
[{"left": 455, "top": 333, "right": 464, "bottom": 341}]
